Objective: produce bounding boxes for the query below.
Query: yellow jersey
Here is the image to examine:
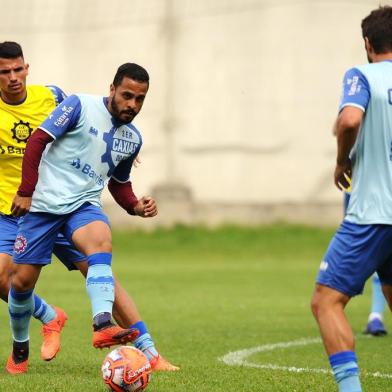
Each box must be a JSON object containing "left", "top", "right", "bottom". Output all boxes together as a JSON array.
[{"left": 0, "top": 85, "right": 65, "bottom": 214}]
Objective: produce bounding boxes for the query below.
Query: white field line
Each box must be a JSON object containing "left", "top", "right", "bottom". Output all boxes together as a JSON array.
[{"left": 218, "top": 336, "right": 392, "bottom": 379}]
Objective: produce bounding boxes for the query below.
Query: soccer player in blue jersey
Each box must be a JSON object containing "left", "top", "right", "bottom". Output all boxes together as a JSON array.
[
  {"left": 336, "top": 130, "right": 388, "bottom": 338},
  {"left": 343, "top": 194, "right": 387, "bottom": 337},
  {"left": 5, "top": 62, "right": 170, "bottom": 374},
  {"left": 311, "top": 6, "right": 392, "bottom": 391},
  {"left": 0, "top": 42, "right": 178, "bottom": 374}
]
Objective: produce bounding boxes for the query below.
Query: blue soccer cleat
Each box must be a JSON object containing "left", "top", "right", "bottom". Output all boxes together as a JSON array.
[{"left": 364, "top": 318, "right": 387, "bottom": 336}]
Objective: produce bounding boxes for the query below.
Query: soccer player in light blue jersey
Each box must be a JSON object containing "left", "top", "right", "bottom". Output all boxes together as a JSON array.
[
  {"left": 5, "top": 63, "right": 166, "bottom": 374},
  {"left": 311, "top": 6, "right": 392, "bottom": 392},
  {"left": 342, "top": 194, "right": 387, "bottom": 337},
  {"left": 0, "top": 42, "right": 178, "bottom": 374}
]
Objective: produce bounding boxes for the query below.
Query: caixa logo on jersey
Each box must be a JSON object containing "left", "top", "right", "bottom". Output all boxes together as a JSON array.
[
  {"left": 14, "top": 234, "right": 27, "bottom": 254},
  {"left": 54, "top": 105, "right": 74, "bottom": 127},
  {"left": 101, "top": 125, "right": 141, "bottom": 176}
]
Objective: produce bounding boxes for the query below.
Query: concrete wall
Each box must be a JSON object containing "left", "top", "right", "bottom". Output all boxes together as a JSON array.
[{"left": 0, "top": 0, "right": 381, "bottom": 227}]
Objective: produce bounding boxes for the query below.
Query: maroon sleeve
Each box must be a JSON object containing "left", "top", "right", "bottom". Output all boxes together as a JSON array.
[
  {"left": 108, "top": 178, "right": 139, "bottom": 215},
  {"left": 17, "top": 129, "right": 54, "bottom": 197}
]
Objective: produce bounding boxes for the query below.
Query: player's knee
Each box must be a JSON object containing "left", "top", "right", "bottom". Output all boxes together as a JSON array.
[
  {"left": 84, "top": 239, "right": 112, "bottom": 254},
  {"left": 96, "top": 240, "right": 112, "bottom": 253},
  {"left": 310, "top": 286, "right": 327, "bottom": 319},
  {"left": 310, "top": 294, "right": 320, "bottom": 319},
  {"left": 11, "top": 271, "right": 35, "bottom": 292},
  {"left": 93, "top": 229, "right": 112, "bottom": 252}
]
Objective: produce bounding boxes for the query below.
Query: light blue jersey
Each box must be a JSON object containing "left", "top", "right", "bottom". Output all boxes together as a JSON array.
[
  {"left": 32, "top": 94, "right": 142, "bottom": 214},
  {"left": 340, "top": 61, "right": 392, "bottom": 224}
]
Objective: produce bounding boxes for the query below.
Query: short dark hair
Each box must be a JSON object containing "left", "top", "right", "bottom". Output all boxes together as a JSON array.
[
  {"left": 0, "top": 41, "right": 24, "bottom": 59},
  {"left": 113, "top": 63, "right": 149, "bottom": 87},
  {"left": 361, "top": 6, "right": 392, "bottom": 54}
]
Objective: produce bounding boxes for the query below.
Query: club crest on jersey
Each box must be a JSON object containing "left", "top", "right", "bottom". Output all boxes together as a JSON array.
[
  {"left": 11, "top": 120, "right": 33, "bottom": 143},
  {"left": 101, "top": 125, "right": 141, "bottom": 176},
  {"left": 14, "top": 235, "right": 27, "bottom": 254}
]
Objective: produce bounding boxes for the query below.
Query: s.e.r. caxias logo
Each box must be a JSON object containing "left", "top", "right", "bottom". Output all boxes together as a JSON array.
[{"left": 101, "top": 125, "right": 141, "bottom": 177}]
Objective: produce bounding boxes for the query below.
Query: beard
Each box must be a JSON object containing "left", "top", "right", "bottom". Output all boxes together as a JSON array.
[{"left": 110, "top": 96, "right": 137, "bottom": 124}]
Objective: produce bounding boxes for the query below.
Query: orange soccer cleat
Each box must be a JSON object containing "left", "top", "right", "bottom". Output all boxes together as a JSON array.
[
  {"left": 147, "top": 350, "right": 180, "bottom": 372},
  {"left": 93, "top": 325, "right": 140, "bottom": 349},
  {"left": 41, "top": 306, "right": 68, "bottom": 361},
  {"left": 5, "top": 354, "right": 28, "bottom": 375}
]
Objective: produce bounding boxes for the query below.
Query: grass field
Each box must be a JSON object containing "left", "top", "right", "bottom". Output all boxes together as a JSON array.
[{"left": 0, "top": 224, "right": 391, "bottom": 391}]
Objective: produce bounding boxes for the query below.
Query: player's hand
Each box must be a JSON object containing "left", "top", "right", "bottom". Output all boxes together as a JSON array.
[
  {"left": 134, "top": 196, "right": 158, "bottom": 218},
  {"left": 11, "top": 194, "right": 32, "bottom": 217},
  {"left": 334, "top": 160, "right": 352, "bottom": 191},
  {"left": 133, "top": 154, "right": 142, "bottom": 168}
]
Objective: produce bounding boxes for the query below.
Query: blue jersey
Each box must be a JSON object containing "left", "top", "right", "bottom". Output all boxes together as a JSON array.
[
  {"left": 31, "top": 94, "right": 142, "bottom": 214},
  {"left": 339, "top": 61, "right": 392, "bottom": 224}
]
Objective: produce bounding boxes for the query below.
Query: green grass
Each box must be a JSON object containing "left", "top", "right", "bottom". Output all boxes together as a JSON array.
[{"left": 0, "top": 224, "right": 390, "bottom": 391}]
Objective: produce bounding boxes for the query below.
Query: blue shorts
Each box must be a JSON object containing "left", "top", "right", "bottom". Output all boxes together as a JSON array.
[
  {"left": 316, "top": 220, "right": 392, "bottom": 297},
  {"left": 12, "top": 203, "right": 109, "bottom": 267},
  {"left": 0, "top": 213, "right": 84, "bottom": 270}
]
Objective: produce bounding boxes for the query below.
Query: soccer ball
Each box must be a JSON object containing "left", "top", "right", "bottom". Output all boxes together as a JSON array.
[{"left": 101, "top": 346, "right": 152, "bottom": 392}]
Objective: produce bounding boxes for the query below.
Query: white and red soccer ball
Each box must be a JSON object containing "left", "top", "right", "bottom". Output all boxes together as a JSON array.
[{"left": 101, "top": 346, "right": 151, "bottom": 392}]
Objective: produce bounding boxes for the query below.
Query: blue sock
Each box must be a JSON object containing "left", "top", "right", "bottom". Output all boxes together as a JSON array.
[
  {"left": 8, "top": 287, "right": 35, "bottom": 342},
  {"left": 33, "top": 294, "right": 56, "bottom": 324},
  {"left": 131, "top": 321, "right": 159, "bottom": 360},
  {"left": 370, "top": 273, "right": 386, "bottom": 316},
  {"left": 329, "top": 351, "right": 362, "bottom": 392},
  {"left": 86, "top": 253, "right": 114, "bottom": 317}
]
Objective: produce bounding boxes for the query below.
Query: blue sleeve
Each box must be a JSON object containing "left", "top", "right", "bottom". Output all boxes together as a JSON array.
[
  {"left": 111, "top": 146, "right": 142, "bottom": 183},
  {"left": 46, "top": 85, "right": 67, "bottom": 105},
  {"left": 39, "top": 95, "right": 82, "bottom": 139},
  {"left": 339, "top": 68, "right": 370, "bottom": 112}
]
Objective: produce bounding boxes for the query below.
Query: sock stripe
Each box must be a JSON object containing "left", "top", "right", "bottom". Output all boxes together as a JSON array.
[
  {"left": 329, "top": 351, "right": 357, "bottom": 367},
  {"left": 130, "top": 321, "right": 148, "bottom": 336},
  {"left": 87, "top": 252, "right": 112, "bottom": 266},
  {"left": 10, "top": 287, "right": 33, "bottom": 301},
  {"left": 87, "top": 276, "right": 114, "bottom": 284},
  {"left": 34, "top": 305, "right": 46, "bottom": 319},
  {"left": 9, "top": 310, "right": 32, "bottom": 319}
]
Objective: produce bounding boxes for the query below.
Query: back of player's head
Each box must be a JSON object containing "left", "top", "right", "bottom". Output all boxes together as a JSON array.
[
  {"left": 0, "top": 41, "right": 24, "bottom": 59},
  {"left": 362, "top": 6, "right": 392, "bottom": 54},
  {"left": 113, "top": 63, "right": 149, "bottom": 87}
]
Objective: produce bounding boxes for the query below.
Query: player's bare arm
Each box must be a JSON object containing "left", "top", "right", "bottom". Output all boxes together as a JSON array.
[{"left": 334, "top": 106, "right": 363, "bottom": 190}]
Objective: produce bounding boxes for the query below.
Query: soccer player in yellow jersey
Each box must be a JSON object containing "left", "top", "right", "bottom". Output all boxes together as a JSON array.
[
  {"left": 0, "top": 41, "right": 178, "bottom": 373},
  {"left": 0, "top": 43, "right": 69, "bottom": 365}
]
